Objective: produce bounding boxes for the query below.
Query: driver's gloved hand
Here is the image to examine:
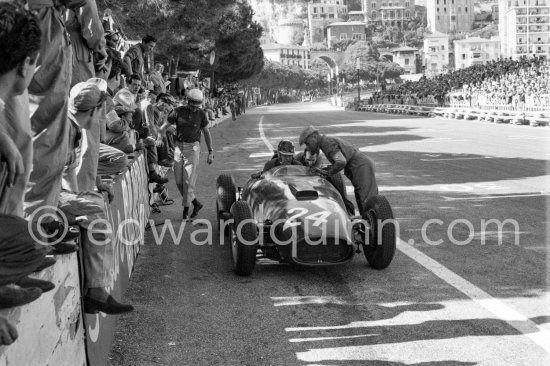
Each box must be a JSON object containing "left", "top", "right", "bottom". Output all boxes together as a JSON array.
[{"left": 251, "top": 171, "right": 262, "bottom": 179}]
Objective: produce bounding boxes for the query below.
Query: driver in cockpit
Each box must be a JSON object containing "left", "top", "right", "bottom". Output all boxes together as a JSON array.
[{"left": 263, "top": 140, "right": 302, "bottom": 172}]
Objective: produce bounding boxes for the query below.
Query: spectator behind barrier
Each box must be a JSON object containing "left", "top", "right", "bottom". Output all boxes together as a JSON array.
[
  {"left": 0, "top": 2, "right": 41, "bottom": 217},
  {"left": 61, "top": 82, "right": 134, "bottom": 314}
]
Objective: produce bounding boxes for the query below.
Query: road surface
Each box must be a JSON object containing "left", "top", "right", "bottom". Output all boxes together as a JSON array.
[{"left": 108, "top": 101, "right": 550, "bottom": 366}]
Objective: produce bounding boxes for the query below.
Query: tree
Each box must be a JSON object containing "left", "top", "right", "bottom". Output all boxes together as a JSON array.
[{"left": 98, "top": 0, "right": 264, "bottom": 81}]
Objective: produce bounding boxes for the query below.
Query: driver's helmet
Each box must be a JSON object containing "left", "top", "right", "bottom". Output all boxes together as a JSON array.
[{"left": 277, "top": 139, "right": 295, "bottom": 165}]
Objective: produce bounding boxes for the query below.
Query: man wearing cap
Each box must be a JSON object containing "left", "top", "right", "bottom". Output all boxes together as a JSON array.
[
  {"left": 164, "top": 88, "right": 214, "bottom": 220},
  {"left": 57, "top": 83, "right": 134, "bottom": 315},
  {"left": 299, "top": 125, "right": 379, "bottom": 216}
]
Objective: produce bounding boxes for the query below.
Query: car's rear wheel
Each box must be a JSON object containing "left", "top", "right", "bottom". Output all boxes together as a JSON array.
[
  {"left": 216, "top": 174, "right": 236, "bottom": 237},
  {"left": 230, "top": 201, "right": 258, "bottom": 276},
  {"left": 362, "top": 195, "right": 396, "bottom": 269}
]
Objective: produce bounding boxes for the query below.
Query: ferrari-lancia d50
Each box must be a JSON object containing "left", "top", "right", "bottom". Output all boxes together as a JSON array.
[{"left": 216, "top": 165, "right": 396, "bottom": 276}]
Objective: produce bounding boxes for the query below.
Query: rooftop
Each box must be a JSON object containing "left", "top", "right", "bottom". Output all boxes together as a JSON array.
[
  {"left": 328, "top": 21, "right": 367, "bottom": 27},
  {"left": 261, "top": 43, "right": 310, "bottom": 50},
  {"left": 392, "top": 45, "right": 418, "bottom": 52}
]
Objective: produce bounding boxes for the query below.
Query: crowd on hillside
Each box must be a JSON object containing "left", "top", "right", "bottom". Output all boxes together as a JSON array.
[
  {"left": 369, "top": 55, "right": 550, "bottom": 109},
  {"left": 0, "top": 1, "right": 247, "bottom": 347}
]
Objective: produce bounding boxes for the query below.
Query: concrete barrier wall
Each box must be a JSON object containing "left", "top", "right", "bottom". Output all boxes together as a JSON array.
[
  {"left": 0, "top": 254, "right": 86, "bottom": 366},
  {"left": 85, "top": 153, "right": 149, "bottom": 366},
  {"left": 0, "top": 153, "right": 150, "bottom": 366}
]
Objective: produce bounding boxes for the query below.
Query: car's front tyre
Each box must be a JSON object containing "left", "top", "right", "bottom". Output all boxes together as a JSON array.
[
  {"left": 362, "top": 195, "right": 396, "bottom": 270},
  {"left": 230, "top": 201, "right": 258, "bottom": 276}
]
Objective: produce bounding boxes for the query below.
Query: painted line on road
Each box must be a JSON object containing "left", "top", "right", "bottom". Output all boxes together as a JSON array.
[
  {"left": 420, "top": 156, "right": 492, "bottom": 161},
  {"left": 289, "top": 334, "right": 376, "bottom": 343},
  {"left": 259, "top": 115, "right": 274, "bottom": 152},
  {"left": 397, "top": 238, "right": 550, "bottom": 355},
  {"left": 441, "top": 192, "right": 550, "bottom": 201},
  {"left": 249, "top": 152, "right": 274, "bottom": 158}
]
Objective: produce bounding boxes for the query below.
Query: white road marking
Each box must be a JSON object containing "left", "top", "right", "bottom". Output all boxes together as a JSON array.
[
  {"left": 397, "top": 238, "right": 550, "bottom": 354},
  {"left": 421, "top": 156, "right": 492, "bottom": 161},
  {"left": 249, "top": 152, "right": 274, "bottom": 158},
  {"left": 289, "top": 334, "right": 376, "bottom": 343},
  {"left": 441, "top": 192, "right": 550, "bottom": 201},
  {"left": 258, "top": 115, "right": 274, "bottom": 152}
]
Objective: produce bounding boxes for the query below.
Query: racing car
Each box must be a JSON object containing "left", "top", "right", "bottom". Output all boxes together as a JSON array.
[{"left": 216, "top": 165, "right": 396, "bottom": 276}]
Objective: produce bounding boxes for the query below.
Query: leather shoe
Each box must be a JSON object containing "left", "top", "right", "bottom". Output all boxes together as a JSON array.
[
  {"left": 190, "top": 201, "right": 203, "bottom": 218},
  {"left": 0, "top": 284, "right": 42, "bottom": 309},
  {"left": 84, "top": 295, "right": 134, "bottom": 315},
  {"left": 149, "top": 172, "right": 168, "bottom": 184},
  {"left": 33, "top": 257, "right": 56, "bottom": 273},
  {"left": 16, "top": 276, "right": 55, "bottom": 293},
  {"left": 41, "top": 220, "right": 80, "bottom": 242},
  {"left": 159, "top": 159, "right": 174, "bottom": 168},
  {"left": 48, "top": 243, "right": 78, "bottom": 255}
]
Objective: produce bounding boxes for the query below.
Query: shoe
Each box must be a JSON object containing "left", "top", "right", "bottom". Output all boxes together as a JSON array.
[
  {"left": 190, "top": 201, "right": 203, "bottom": 218},
  {"left": 16, "top": 276, "right": 55, "bottom": 293},
  {"left": 84, "top": 295, "right": 134, "bottom": 315},
  {"left": 153, "top": 184, "right": 165, "bottom": 194},
  {"left": 41, "top": 220, "right": 80, "bottom": 242},
  {"left": 48, "top": 243, "right": 78, "bottom": 255},
  {"left": 33, "top": 257, "right": 56, "bottom": 273},
  {"left": 0, "top": 284, "right": 42, "bottom": 309},
  {"left": 159, "top": 159, "right": 174, "bottom": 168},
  {"left": 149, "top": 172, "right": 168, "bottom": 184}
]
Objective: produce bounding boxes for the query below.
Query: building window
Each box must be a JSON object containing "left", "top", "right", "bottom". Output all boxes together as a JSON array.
[
  {"left": 437, "top": 0, "right": 439, "bottom": 4},
  {"left": 321, "top": 7, "right": 324, "bottom": 13},
  {"left": 340, "top": 33, "right": 348, "bottom": 40},
  {"left": 405, "top": 58, "right": 410, "bottom": 65},
  {"left": 352, "top": 33, "right": 363, "bottom": 40},
  {"left": 442, "top": 45, "right": 445, "bottom": 50},
  {"left": 405, "top": 1, "right": 410, "bottom": 6},
  {"left": 329, "top": 13, "right": 335, "bottom": 18},
  {"left": 372, "top": 2, "right": 376, "bottom": 8},
  {"left": 444, "top": 0, "right": 446, "bottom": 4},
  {"left": 389, "top": 2, "right": 392, "bottom": 6},
  {"left": 465, "top": 7, "right": 468, "bottom": 12},
  {"left": 451, "top": 15, "right": 456, "bottom": 20},
  {"left": 458, "top": 7, "right": 461, "bottom": 12},
  {"left": 405, "top": 10, "right": 410, "bottom": 17},
  {"left": 372, "top": 10, "right": 377, "bottom": 18},
  {"left": 444, "top": 7, "right": 447, "bottom": 12},
  {"left": 437, "top": 15, "right": 440, "bottom": 20},
  {"left": 462, "top": 54, "right": 466, "bottom": 59}
]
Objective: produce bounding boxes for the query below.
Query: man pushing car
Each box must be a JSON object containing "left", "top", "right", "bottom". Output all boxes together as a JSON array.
[{"left": 299, "top": 125, "right": 379, "bottom": 216}]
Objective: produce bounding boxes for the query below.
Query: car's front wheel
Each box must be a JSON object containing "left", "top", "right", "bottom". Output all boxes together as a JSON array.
[
  {"left": 362, "top": 195, "right": 396, "bottom": 269},
  {"left": 230, "top": 201, "right": 258, "bottom": 276}
]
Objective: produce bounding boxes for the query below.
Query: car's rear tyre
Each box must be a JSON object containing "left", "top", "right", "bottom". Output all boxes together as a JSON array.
[
  {"left": 230, "top": 201, "right": 258, "bottom": 276},
  {"left": 362, "top": 195, "right": 396, "bottom": 270},
  {"left": 216, "top": 174, "right": 236, "bottom": 237}
]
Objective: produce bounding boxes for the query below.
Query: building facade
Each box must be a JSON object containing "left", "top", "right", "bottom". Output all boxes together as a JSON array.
[
  {"left": 423, "top": 31, "right": 450, "bottom": 74},
  {"left": 307, "top": 0, "right": 348, "bottom": 44},
  {"left": 327, "top": 22, "right": 367, "bottom": 48},
  {"left": 392, "top": 46, "right": 421, "bottom": 73},
  {"left": 499, "top": 0, "right": 550, "bottom": 60},
  {"left": 261, "top": 43, "right": 311, "bottom": 69},
  {"left": 454, "top": 36, "right": 501, "bottom": 69},
  {"left": 361, "top": 0, "right": 416, "bottom": 29},
  {"left": 426, "top": 0, "right": 475, "bottom": 33}
]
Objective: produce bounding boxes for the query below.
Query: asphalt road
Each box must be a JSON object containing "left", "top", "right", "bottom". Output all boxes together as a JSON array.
[{"left": 108, "top": 101, "right": 550, "bottom": 366}]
